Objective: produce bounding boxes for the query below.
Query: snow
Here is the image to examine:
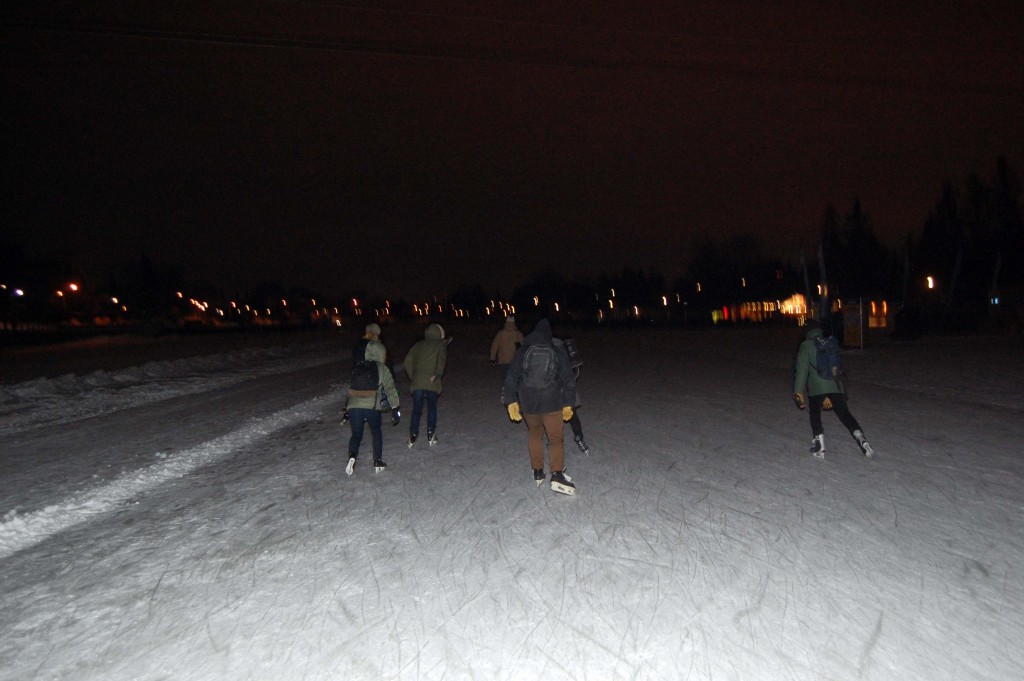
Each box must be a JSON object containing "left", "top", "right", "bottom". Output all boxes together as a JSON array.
[{"left": 1, "top": 324, "right": 1022, "bottom": 681}]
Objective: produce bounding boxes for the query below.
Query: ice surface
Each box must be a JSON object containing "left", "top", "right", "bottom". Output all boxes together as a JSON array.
[{"left": 1, "top": 325, "right": 1022, "bottom": 680}]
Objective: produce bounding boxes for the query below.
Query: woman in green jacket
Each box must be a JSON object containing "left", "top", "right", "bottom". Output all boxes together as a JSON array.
[{"left": 793, "top": 320, "right": 873, "bottom": 459}]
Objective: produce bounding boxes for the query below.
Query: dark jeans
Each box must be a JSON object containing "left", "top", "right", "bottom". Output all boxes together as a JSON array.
[
  {"left": 410, "top": 389, "right": 439, "bottom": 437},
  {"left": 348, "top": 408, "right": 383, "bottom": 460},
  {"left": 809, "top": 393, "right": 861, "bottom": 436}
]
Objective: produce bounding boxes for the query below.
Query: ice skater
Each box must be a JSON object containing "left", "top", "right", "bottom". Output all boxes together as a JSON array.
[
  {"left": 489, "top": 315, "right": 524, "bottom": 372},
  {"left": 345, "top": 340, "right": 401, "bottom": 475},
  {"left": 343, "top": 322, "right": 394, "bottom": 424},
  {"left": 552, "top": 335, "right": 589, "bottom": 455},
  {"left": 403, "top": 323, "right": 448, "bottom": 448},
  {"left": 793, "top": 319, "right": 874, "bottom": 459},
  {"left": 503, "top": 318, "right": 578, "bottom": 495}
]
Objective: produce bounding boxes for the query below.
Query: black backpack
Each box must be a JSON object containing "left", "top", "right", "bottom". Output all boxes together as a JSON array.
[
  {"left": 521, "top": 344, "right": 558, "bottom": 390},
  {"left": 349, "top": 359, "right": 379, "bottom": 393}
]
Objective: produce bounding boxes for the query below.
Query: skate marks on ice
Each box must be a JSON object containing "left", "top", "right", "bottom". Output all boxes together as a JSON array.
[
  {"left": 0, "top": 393, "right": 341, "bottom": 559},
  {"left": 0, "top": 345, "right": 341, "bottom": 436}
]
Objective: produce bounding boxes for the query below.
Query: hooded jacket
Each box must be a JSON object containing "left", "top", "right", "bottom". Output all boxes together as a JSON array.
[
  {"left": 793, "top": 326, "right": 843, "bottom": 397},
  {"left": 490, "top": 319, "right": 524, "bottom": 365},
  {"left": 347, "top": 339, "right": 400, "bottom": 411},
  {"left": 403, "top": 324, "right": 448, "bottom": 393},
  {"left": 503, "top": 319, "right": 576, "bottom": 414}
]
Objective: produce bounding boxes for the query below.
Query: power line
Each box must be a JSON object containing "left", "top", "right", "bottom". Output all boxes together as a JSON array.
[{"left": 3, "top": 16, "right": 1020, "bottom": 97}]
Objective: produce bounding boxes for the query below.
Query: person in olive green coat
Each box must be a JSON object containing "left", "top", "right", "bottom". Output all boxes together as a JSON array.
[
  {"left": 403, "top": 323, "right": 447, "bottom": 447},
  {"left": 793, "top": 320, "right": 873, "bottom": 459}
]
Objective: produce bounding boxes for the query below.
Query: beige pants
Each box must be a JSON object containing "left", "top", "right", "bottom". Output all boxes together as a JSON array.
[{"left": 523, "top": 411, "right": 565, "bottom": 472}]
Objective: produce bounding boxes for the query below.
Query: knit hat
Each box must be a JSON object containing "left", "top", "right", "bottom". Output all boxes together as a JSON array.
[
  {"left": 505, "top": 315, "right": 516, "bottom": 324},
  {"left": 365, "top": 323, "right": 381, "bottom": 337}
]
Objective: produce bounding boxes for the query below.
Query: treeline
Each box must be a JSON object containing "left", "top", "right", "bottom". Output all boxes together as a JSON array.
[{"left": 4, "top": 159, "right": 1022, "bottom": 334}]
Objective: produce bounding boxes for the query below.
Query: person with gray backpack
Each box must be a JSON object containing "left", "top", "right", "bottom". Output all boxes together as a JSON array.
[
  {"left": 503, "top": 318, "right": 578, "bottom": 495},
  {"left": 793, "top": 319, "right": 873, "bottom": 459}
]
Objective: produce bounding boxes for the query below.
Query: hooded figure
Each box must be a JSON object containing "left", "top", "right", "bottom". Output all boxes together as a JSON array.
[
  {"left": 502, "top": 319, "right": 578, "bottom": 494},
  {"left": 503, "top": 319, "right": 575, "bottom": 415},
  {"left": 793, "top": 321, "right": 873, "bottom": 459},
  {"left": 490, "top": 315, "right": 524, "bottom": 367},
  {"left": 403, "top": 324, "right": 448, "bottom": 446},
  {"left": 345, "top": 338, "right": 400, "bottom": 475}
]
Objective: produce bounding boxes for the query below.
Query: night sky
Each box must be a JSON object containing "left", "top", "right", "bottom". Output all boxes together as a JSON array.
[{"left": 3, "top": 2, "right": 1022, "bottom": 299}]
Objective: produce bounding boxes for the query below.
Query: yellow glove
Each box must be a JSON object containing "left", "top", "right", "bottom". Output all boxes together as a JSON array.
[
  {"left": 822, "top": 396, "right": 833, "bottom": 411},
  {"left": 507, "top": 402, "right": 522, "bottom": 422},
  {"left": 562, "top": 406, "right": 574, "bottom": 422}
]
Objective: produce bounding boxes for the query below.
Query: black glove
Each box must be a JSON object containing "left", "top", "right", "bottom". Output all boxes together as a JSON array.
[
  {"left": 391, "top": 408, "right": 401, "bottom": 426},
  {"left": 341, "top": 408, "right": 349, "bottom": 425}
]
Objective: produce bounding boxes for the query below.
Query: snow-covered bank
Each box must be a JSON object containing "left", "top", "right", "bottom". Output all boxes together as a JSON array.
[{"left": 1, "top": 325, "right": 1022, "bottom": 680}]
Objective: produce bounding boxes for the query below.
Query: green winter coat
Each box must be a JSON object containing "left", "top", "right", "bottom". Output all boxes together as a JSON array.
[
  {"left": 793, "top": 326, "right": 842, "bottom": 397},
  {"left": 403, "top": 324, "right": 447, "bottom": 393},
  {"left": 348, "top": 339, "right": 400, "bottom": 411}
]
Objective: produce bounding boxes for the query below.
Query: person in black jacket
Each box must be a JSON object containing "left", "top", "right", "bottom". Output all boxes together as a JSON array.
[{"left": 502, "top": 319, "right": 577, "bottom": 495}]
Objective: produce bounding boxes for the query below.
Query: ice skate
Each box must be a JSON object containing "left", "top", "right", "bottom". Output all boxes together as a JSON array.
[
  {"left": 345, "top": 456, "right": 356, "bottom": 476},
  {"left": 574, "top": 435, "right": 590, "bottom": 455},
  {"left": 854, "top": 430, "right": 874, "bottom": 459},
  {"left": 550, "top": 470, "right": 576, "bottom": 496},
  {"left": 407, "top": 433, "right": 417, "bottom": 449},
  {"left": 373, "top": 459, "right": 387, "bottom": 473},
  {"left": 810, "top": 434, "right": 825, "bottom": 459},
  {"left": 533, "top": 468, "right": 545, "bottom": 487},
  {"left": 427, "top": 430, "right": 439, "bottom": 446}
]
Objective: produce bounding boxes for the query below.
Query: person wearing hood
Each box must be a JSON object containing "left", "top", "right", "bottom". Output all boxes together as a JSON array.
[
  {"left": 793, "top": 319, "right": 873, "bottom": 459},
  {"left": 490, "top": 315, "right": 524, "bottom": 371},
  {"left": 345, "top": 339, "right": 400, "bottom": 475},
  {"left": 502, "top": 318, "right": 578, "bottom": 495},
  {"left": 403, "top": 323, "right": 448, "bottom": 447}
]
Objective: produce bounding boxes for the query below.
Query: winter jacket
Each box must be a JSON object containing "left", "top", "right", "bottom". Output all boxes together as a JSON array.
[
  {"left": 503, "top": 319, "right": 576, "bottom": 414},
  {"left": 552, "top": 338, "right": 582, "bottom": 408},
  {"left": 348, "top": 340, "right": 400, "bottom": 411},
  {"left": 403, "top": 324, "right": 447, "bottom": 393},
  {"left": 490, "top": 322, "right": 524, "bottom": 365},
  {"left": 353, "top": 335, "right": 394, "bottom": 376},
  {"left": 793, "top": 327, "right": 843, "bottom": 397}
]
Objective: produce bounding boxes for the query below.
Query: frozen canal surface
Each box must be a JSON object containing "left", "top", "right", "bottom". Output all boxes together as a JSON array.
[{"left": 1, "top": 324, "right": 1022, "bottom": 680}]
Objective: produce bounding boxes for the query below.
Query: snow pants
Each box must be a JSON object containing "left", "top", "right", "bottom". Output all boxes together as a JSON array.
[
  {"left": 524, "top": 411, "right": 565, "bottom": 473},
  {"left": 808, "top": 393, "right": 862, "bottom": 437}
]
